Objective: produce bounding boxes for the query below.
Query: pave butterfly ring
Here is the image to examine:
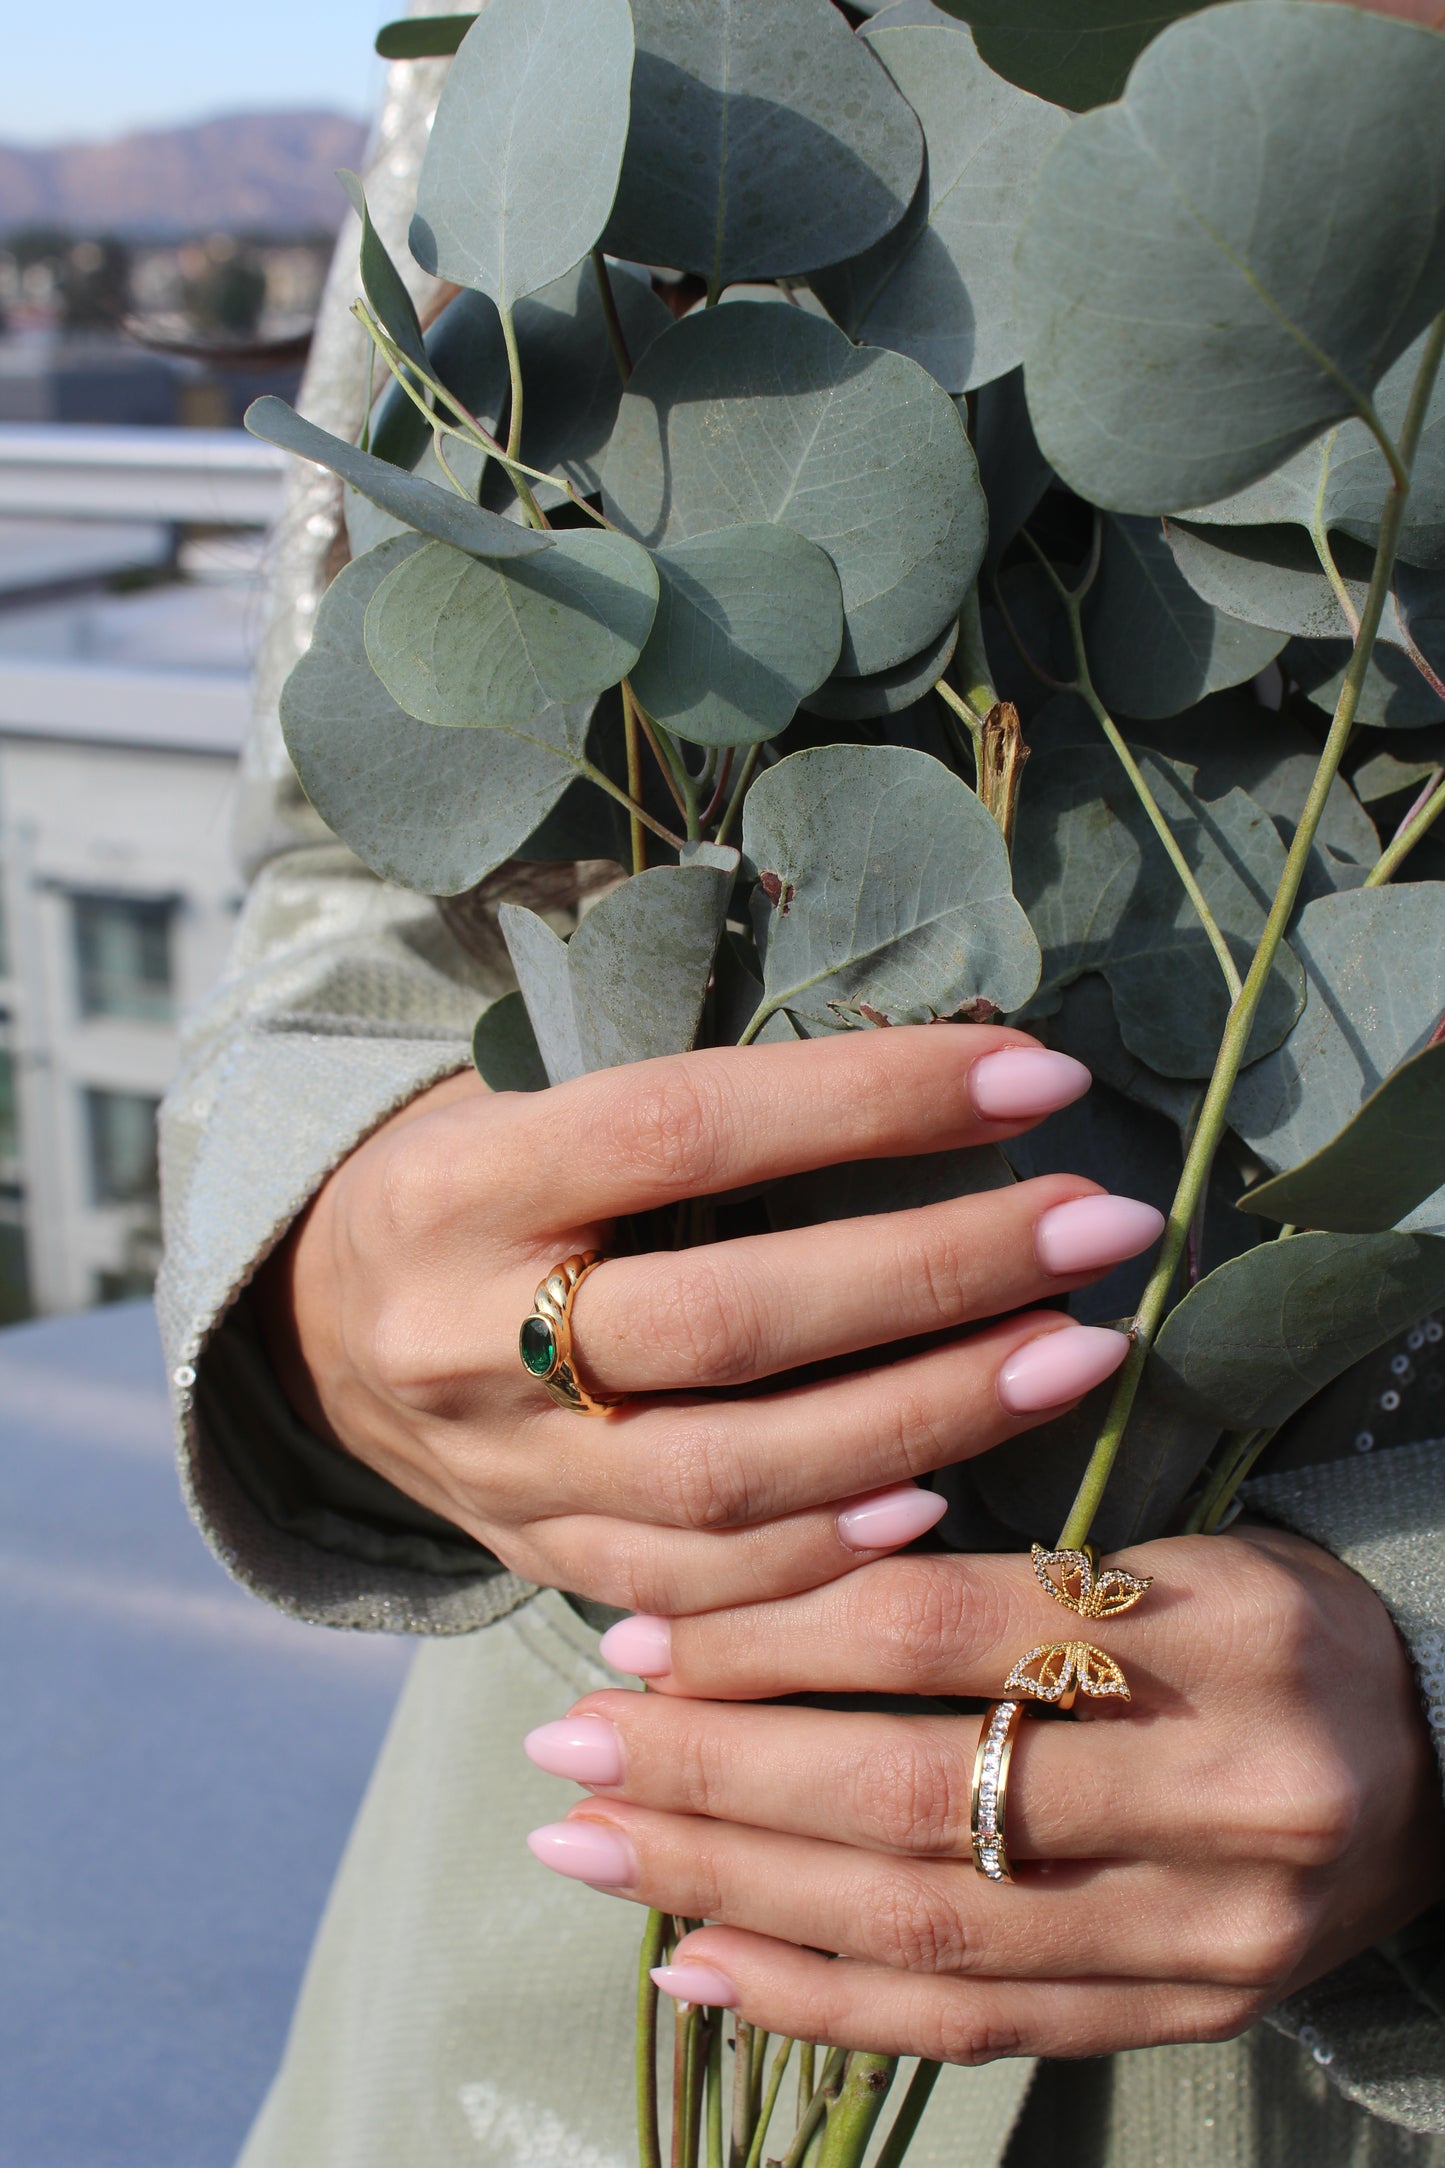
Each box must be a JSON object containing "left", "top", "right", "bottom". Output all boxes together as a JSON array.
[{"left": 1005, "top": 1543, "right": 1154, "bottom": 1709}]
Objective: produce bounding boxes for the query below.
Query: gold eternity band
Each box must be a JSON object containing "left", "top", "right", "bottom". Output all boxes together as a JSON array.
[
  {"left": 518, "top": 1251, "right": 625, "bottom": 1416},
  {"left": 970, "top": 1699, "right": 1026, "bottom": 1883}
]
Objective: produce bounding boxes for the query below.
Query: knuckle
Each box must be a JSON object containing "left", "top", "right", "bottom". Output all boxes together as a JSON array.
[
  {"left": 1219, "top": 1902, "right": 1316, "bottom": 1992},
  {"left": 845, "top": 1731, "right": 969, "bottom": 1855},
  {"left": 930, "top": 2004, "right": 1029, "bottom": 2067},
  {"left": 600, "top": 1066, "right": 727, "bottom": 1196},
  {"left": 369, "top": 1124, "right": 458, "bottom": 1250},
  {"left": 1247, "top": 1746, "right": 1364, "bottom": 1868},
  {"left": 1191, "top": 1990, "right": 1271, "bottom": 2045},
  {"left": 647, "top": 1258, "right": 766, "bottom": 1389},
  {"left": 861, "top": 1558, "right": 975, "bottom": 1684},
  {"left": 667, "top": 1715, "right": 734, "bottom": 1818},
  {"left": 872, "top": 1868, "right": 966, "bottom": 1974},
  {"left": 648, "top": 1416, "right": 756, "bottom": 1530}
]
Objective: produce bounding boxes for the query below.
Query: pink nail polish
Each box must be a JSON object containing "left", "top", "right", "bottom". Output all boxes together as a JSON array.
[
  {"left": 997, "top": 1325, "right": 1130, "bottom": 1414},
  {"left": 837, "top": 1483, "right": 948, "bottom": 1553},
  {"left": 1034, "top": 1196, "right": 1165, "bottom": 1278},
  {"left": 524, "top": 1716, "right": 625, "bottom": 1787},
  {"left": 967, "top": 1048, "right": 1091, "bottom": 1122},
  {"left": 650, "top": 1962, "right": 740, "bottom": 2011},
  {"left": 526, "top": 1819, "right": 638, "bottom": 1887},
  {"left": 599, "top": 1614, "right": 672, "bottom": 1678}
]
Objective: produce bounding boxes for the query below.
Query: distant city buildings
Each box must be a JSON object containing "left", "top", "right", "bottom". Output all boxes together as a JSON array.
[{"left": 0, "top": 424, "right": 285, "bottom": 1316}]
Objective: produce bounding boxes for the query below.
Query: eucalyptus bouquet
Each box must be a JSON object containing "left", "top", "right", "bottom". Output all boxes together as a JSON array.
[{"left": 247, "top": 0, "right": 1445, "bottom": 2158}]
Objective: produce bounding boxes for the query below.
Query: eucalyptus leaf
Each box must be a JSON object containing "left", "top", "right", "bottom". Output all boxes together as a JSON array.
[
  {"left": 244, "top": 396, "right": 549, "bottom": 561},
  {"left": 933, "top": 0, "right": 1219, "bottom": 109},
  {"left": 1229, "top": 884, "right": 1445, "bottom": 1236},
  {"left": 410, "top": 0, "right": 634, "bottom": 308},
  {"left": 278, "top": 536, "right": 593, "bottom": 895},
  {"left": 345, "top": 436, "right": 489, "bottom": 558},
  {"left": 601, "top": 0, "right": 922, "bottom": 291},
  {"left": 1085, "top": 516, "right": 1286, "bottom": 719},
  {"left": 1246, "top": 1042, "right": 1445, "bottom": 1235},
  {"left": 337, "top": 169, "right": 427, "bottom": 380},
  {"left": 1041, "top": 974, "right": 1200, "bottom": 1135},
  {"left": 629, "top": 525, "right": 844, "bottom": 749},
  {"left": 1287, "top": 638, "right": 1445, "bottom": 732},
  {"left": 1166, "top": 521, "right": 1410, "bottom": 646},
  {"left": 811, "top": 27, "right": 1065, "bottom": 396},
  {"left": 1014, "top": 4, "right": 1445, "bottom": 512},
  {"left": 1151, "top": 1230, "right": 1445, "bottom": 1431},
  {"left": 1012, "top": 745, "right": 1304, "bottom": 1076},
  {"left": 364, "top": 531, "right": 659, "bottom": 728},
  {"left": 800, "top": 617, "right": 958, "bottom": 723},
  {"left": 741, "top": 743, "right": 1041, "bottom": 1036},
  {"left": 472, "top": 991, "right": 548, "bottom": 1094},
  {"left": 1351, "top": 737, "right": 1445, "bottom": 806},
  {"left": 866, "top": 0, "right": 965, "bottom": 24},
  {"left": 481, "top": 261, "right": 670, "bottom": 512},
  {"left": 1178, "top": 328, "right": 1445, "bottom": 571},
  {"left": 500, "top": 855, "right": 736, "bottom": 1083},
  {"left": 971, "top": 368, "right": 1052, "bottom": 572},
  {"left": 375, "top": 13, "right": 475, "bottom": 59},
  {"left": 602, "top": 303, "right": 985, "bottom": 675},
  {"left": 369, "top": 288, "right": 509, "bottom": 474}
]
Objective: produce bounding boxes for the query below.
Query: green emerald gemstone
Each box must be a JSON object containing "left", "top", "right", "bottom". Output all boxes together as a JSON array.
[{"left": 520, "top": 1315, "right": 558, "bottom": 1378}]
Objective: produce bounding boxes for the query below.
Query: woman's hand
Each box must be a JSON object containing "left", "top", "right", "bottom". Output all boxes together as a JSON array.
[
  {"left": 256, "top": 1026, "right": 1165, "bottom": 1614},
  {"left": 523, "top": 1527, "right": 1445, "bottom": 2063}
]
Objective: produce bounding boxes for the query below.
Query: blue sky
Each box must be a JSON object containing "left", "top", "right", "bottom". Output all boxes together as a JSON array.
[{"left": 8, "top": 1, "right": 400, "bottom": 144}]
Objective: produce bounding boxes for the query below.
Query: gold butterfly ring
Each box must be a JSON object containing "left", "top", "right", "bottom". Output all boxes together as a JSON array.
[{"left": 1003, "top": 1544, "right": 1153, "bottom": 1713}]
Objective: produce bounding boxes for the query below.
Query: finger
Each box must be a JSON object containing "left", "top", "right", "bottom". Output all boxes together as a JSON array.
[
  {"left": 569, "top": 1179, "right": 1161, "bottom": 1392},
  {"left": 489, "top": 1027, "right": 1091, "bottom": 1226},
  {"left": 602, "top": 1537, "right": 1233, "bottom": 1708},
  {"left": 526, "top": 1800, "right": 1272, "bottom": 1986},
  {"left": 529, "top": 1313, "right": 1131, "bottom": 1528},
  {"left": 649, "top": 1928, "right": 1259, "bottom": 2065},
  {"left": 539, "top": 1693, "right": 1196, "bottom": 1863}
]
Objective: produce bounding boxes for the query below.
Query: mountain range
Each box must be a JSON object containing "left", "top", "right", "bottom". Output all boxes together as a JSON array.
[{"left": 0, "top": 111, "right": 369, "bottom": 239}]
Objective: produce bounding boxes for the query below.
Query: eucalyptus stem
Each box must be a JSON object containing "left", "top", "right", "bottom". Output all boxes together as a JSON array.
[
  {"left": 813, "top": 2053, "right": 897, "bottom": 2166},
  {"left": 707, "top": 2017, "right": 725, "bottom": 2168},
  {"left": 638, "top": 1910, "right": 669, "bottom": 2168},
  {"left": 956, "top": 585, "right": 997, "bottom": 718},
  {"left": 626, "top": 685, "right": 691, "bottom": 823},
  {"left": 1020, "top": 526, "right": 1242, "bottom": 1004},
  {"left": 576, "top": 755, "right": 685, "bottom": 852},
  {"left": 1185, "top": 1425, "right": 1279, "bottom": 1535},
  {"left": 501, "top": 301, "right": 525, "bottom": 462},
  {"left": 592, "top": 246, "right": 634, "bottom": 382},
  {"left": 797, "top": 2045, "right": 816, "bottom": 2122},
  {"left": 621, "top": 682, "right": 649, "bottom": 873},
  {"left": 714, "top": 743, "right": 761, "bottom": 849},
  {"left": 935, "top": 676, "right": 983, "bottom": 761},
  {"left": 742, "top": 2036, "right": 793, "bottom": 2168},
  {"left": 1309, "top": 433, "right": 1361, "bottom": 637},
  {"left": 777, "top": 2050, "right": 846, "bottom": 2168},
  {"left": 1057, "top": 311, "right": 1445, "bottom": 1553},
  {"left": 733, "top": 2021, "right": 757, "bottom": 2167},
  {"left": 872, "top": 2060, "right": 943, "bottom": 2168},
  {"left": 1366, "top": 771, "right": 1445, "bottom": 886}
]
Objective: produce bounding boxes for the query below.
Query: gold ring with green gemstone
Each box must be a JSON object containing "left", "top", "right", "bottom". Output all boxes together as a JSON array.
[{"left": 519, "top": 1251, "right": 625, "bottom": 1416}]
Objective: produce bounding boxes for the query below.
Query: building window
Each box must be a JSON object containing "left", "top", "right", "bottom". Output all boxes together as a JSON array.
[
  {"left": 72, "top": 894, "right": 174, "bottom": 1022},
  {"left": 85, "top": 1088, "right": 160, "bottom": 1206}
]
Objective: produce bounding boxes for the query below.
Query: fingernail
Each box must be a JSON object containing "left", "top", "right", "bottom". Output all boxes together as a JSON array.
[
  {"left": 967, "top": 1048, "right": 1091, "bottom": 1122},
  {"left": 599, "top": 1614, "right": 672, "bottom": 1678},
  {"left": 650, "top": 1962, "right": 740, "bottom": 2011},
  {"left": 997, "top": 1324, "right": 1130, "bottom": 1414},
  {"left": 837, "top": 1483, "right": 948, "bottom": 1553},
  {"left": 1034, "top": 1196, "right": 1165, "bottom": 1278},
  {"left": 526, "top": 1819, "right": 638, "bottom": 1887},
  {"left": 524, "top": 1716, "right": 625, "bottom": 1787}
]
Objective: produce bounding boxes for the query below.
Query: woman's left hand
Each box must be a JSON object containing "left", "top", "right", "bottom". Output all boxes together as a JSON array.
[{"left": 522, "top": 1527, "right": 1445, "bottom": 2065}]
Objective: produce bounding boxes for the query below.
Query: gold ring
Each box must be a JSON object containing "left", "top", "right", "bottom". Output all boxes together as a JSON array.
[
  {"left": 971, "top": 1700, "right": 1026, "bottom": 1882},
  {"left": 519, "top": 1251, "right": 624, "bottom": 1416},
  {"left": 1001, "top": 1541, "right": 1155, "bottom": 1709}
]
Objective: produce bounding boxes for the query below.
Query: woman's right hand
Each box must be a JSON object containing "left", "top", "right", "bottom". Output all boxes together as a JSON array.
[{"left": 256, "top": 1026, "right": 1164, "bottom": 1615}]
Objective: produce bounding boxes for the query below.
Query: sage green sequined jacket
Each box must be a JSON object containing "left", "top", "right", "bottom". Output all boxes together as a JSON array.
[{"left": 156, "top": 44, "right": 1445, "bottom": 2168}]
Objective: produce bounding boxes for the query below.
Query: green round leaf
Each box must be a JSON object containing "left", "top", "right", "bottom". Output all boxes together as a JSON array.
[
  {"left": 337, "top": 169, "right": 428, "bottom": 380},
  {"left": 1165, "top": 520, "right": 1408, "bottom": 645},
  {"left": 279, "top": 536, "right": 595, "bottom": 895},
  {"left": 799, "top": 616, "right": 958, "bottom": 721},
  {"left": 811, "top": 27, "right": 1066, "bottom": 395},
  {"left": 971, "top": 367, "right": 1051, "bottom": 571},
  {"left": 741, "top": 742, "right": 1041, "bottom": 1033},
  {"left": 1287, "top": 639, "right": 1445, "bottom": 731},
  {"left": 1014, "top": 3, "right": 1445, "bottom": 512},
  {"left": 1246, "top": 1041, "right": 1445, "bottom": 1236},
  {"left": 1177, "top": 327, "right": 1445, "bottom": 572},
  {"left": 1085, "top": 515, "right": 1285, "bottom": 719},
  {"left": 629, "top": 524, "right": 844, "bottom": 748},
  {"left": 244, "top": 396, "right": 547, "bottom": 562},
  {"left": 410, "top": 0, "right": 635, "bottom": 307},
  {"left": 364, "top": 530, "right": 659, "bottom": 728},
  {"left": 602, "top": 302, "right": 985, "bottom": 675},
  {"left": 933, "top": 0, "right": 1219, "bottom": 110},
  {"left": 601, "top": 0, "right": 922, "bottom": 290},
  {"left": 375, "top": 13, "right": 475, "bottom": 59},
  {"left": 472, "top": 991, "right": 548, "bottom": 1094}
]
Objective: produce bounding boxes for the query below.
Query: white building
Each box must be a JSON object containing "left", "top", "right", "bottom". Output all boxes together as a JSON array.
[{"left": 0, "top": 425, "right": 284, "bottom": 1315}]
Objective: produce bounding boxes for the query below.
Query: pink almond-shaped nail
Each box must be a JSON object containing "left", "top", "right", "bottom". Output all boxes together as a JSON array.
[
  {"left": 1034, "top": 1195, "right": 1165, "bottom": 1278},
  {"left": 837, "top": 1483, "right": 948, "bottom": 1553},
  {"left": 997, "top": 1324, "right": 1130, "bottom": 1414},
  {"left": 524, "top": 1715, "right": 625, "bottom": 1787},
  {"left": 650, "top": 1962, "right": 740, "bottom": 2011},
  {"left": 526, "top": 1819, "right": 638, "bottom": 1887},
  {"left": 599, "top": 1614, "right": 672, "bottom": 1678},
  {"left": 967, "top": 1048, "right": 1091, "bottom": 1122}
]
